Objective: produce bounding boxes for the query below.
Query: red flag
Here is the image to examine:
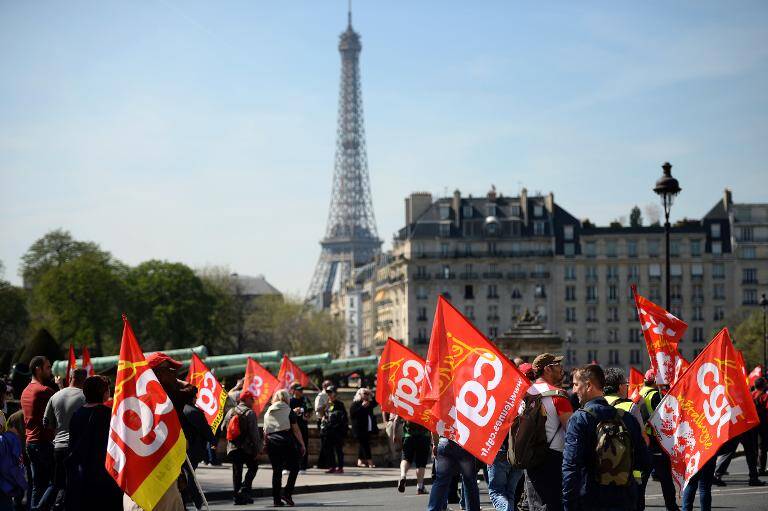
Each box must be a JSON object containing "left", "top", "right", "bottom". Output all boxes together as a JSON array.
[
  {"left": 186, "top": 353, "right": 228, "bottom": 434},
  {"left": 244, "top": 357, "right": 279, "bottom": 416},
  {"left": 106, "top": 315, "right": 186, "bottom": 511},
  {"left": 82, "top": 346, "right": 95, "bottom": 377},
  {"left": 277, "top": 355, "right": 311, "bottom": 390},
  {"left": 376, "top": 338, "right": 437, "bottom": 432},
  {"left": 649, "top": 328, "right": 759, "bottom": 491},
  {"left": 632, "top": 286, "right": 688, "bottom": 385},
  {"left": 66, "top": 344, "right": 77, "bottom": 385},
  {"left": 420, "top": 296, "right": 531, "bottom": 464},
  {"left": 629, "top": 367, "right": 644, "bottom": 403},
  {"left": 748, "top": 366, "right": 763, "bottom": 387},
  {"left": 673, "top": 356, "right": 691, "bottom": 385}
]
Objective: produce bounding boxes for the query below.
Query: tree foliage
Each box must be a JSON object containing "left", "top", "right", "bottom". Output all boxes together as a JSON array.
[
  {"left": 21, "top": 229, "right": 110, "bottom": 288},
  {"left": 0, "top": 278, "right": 29, "bottom": 360},
  {"left": 125, "top": 260, "right": 216, "bottom": 351},
  {"left": 16, "top": 328, "right": 62, "bottom": 366},
  {"left": 629, "top": 206, "right": 643, "bottom": 227},
  {"left": 730, "top": 308, "right": 767, "bottom": 369}
]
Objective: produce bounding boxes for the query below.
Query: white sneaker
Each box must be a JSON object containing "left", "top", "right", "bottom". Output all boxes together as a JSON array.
[{"left": 282, "top": 469, "right": 290, "bottom": 476}]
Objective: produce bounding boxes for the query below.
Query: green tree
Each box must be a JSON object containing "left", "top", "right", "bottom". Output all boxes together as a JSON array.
[
  {"left": 0, "top": 277, "right": 29, "bottom": 369},
  {"left": 32, "top": 252, "right": 127, "bottom": 355},
  {"left": 125, "top": 260, "right": 216, "bottom": 350},
  {"left": 15, "top": 328, "right": 62, "bottom": 366},
  {"left": 21, "top": 229, "right": 110, "bottom": 287},
  {"left": 729, "top": 308, "right": 766, "bottom": 369},
  {"left": 198, "top": 266, "right": 242, "bottom": 355},
  {"left": 629, "top": 206, "right": 643, "bottom": 227}
]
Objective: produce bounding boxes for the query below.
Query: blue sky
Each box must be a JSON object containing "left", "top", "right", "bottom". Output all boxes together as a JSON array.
[{"left": 1, "top": 1, "right": 767, "bottom": 294}]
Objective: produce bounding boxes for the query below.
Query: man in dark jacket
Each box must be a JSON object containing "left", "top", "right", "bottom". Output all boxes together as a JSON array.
[{"left": 562, "top": 365, "right": 650, "bottom": 511}]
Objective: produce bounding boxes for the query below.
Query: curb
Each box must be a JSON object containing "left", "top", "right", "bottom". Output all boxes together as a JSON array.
[{"left": 204, "top": 476, "right": 433, "bottom": 501}]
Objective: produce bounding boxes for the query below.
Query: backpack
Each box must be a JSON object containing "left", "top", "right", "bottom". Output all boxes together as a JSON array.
[
  {"left": 586, "top": 408, "right": 633, "bottom": 486},
  {"left": 507, "top": 389, "right": 566, "bottom": 469},
  {"left": 321, "top": 402, "right": 348, "bottom": 436},
  {"left": 226, "top": 408, "right": 245, "bottom": 442}
]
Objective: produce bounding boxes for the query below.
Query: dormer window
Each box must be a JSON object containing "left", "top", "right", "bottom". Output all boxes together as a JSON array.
[
  {"left": 463, "top": 205, "right": 473, "bottom": 218},
  {"left": 440, "top": 223, "right": 450, "bottom": 237},
  {"left": 534, "top": 204, "right": 544, "bottom": 217},
  {"left": 510, "top": 205, "right": 521, "bottom": 217},
  {"left": 564, "top": 225, "right": 574, "bottom": 241},
  {"left": 710, "top": 223, "right": 721, "bottom": 238},
  {"left": 439, "top": 204, "right": 451, "bottom": 220},
  {"left": 486, "top": 203, "right": 497, "bottom": 216}
]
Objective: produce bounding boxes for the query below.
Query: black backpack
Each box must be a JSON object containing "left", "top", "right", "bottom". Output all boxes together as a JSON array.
[{"left": 507, "top": 389, "right": 567, "bottom": 469}]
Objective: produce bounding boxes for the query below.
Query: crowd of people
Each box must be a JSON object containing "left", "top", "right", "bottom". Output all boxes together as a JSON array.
[{"left": 1, "top": 351, "right": 767, "bottom": 511}]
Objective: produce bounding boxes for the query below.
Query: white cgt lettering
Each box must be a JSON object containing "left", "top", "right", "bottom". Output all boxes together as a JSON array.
[
  {"left": 697, "top": 362, "right": 743, "bottom": 437},
  {"left": 248, "top": 375, "right": 264, "bottom": 397},
  {"left": 196, "top": 372, "right": 218, "bottom": 415},
  {"left": 390, "top": 360, "right": 425, "bottom": 415},
  {"left": 448, "top": 352, "right": 503, "bottom": 446}
]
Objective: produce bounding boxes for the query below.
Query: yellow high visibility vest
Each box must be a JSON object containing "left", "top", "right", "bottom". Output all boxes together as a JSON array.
[{"left": 604, "top": 393, "right": 643, "bottom": 482}]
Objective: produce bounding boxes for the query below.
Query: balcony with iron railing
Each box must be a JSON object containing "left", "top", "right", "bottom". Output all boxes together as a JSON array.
[
  {"left": 435, "top": 272, "right": 456, "bottom": 280},
  {"left": 586, "top": 296, "right": 599, "bottom": 304},
  {"left": 459, "top": 272, "right": 479, "bottom": 280},
  {"left": 483, "top": 272, "right": 504, "bottom": 279},
  {"left": 507, "top": 271, "right": 528, "bottom": 279},
  {"left": 742, "top": 278, "right": 759, "bottom": 285},
  {"left": 413, "top": 249, "right": 554, "bottom": 259},
  {"left": 413, "top": 273, "right": 432, "bottom": 280},
  {"left": 530, "top": 271, "right": 551, "bottom": 279},
  {"left": 487, "top": 315, "right": 500, "bottom": 322}
]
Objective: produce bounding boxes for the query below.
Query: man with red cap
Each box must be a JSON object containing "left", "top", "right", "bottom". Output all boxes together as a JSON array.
[{"left": 222, "top": 389, "right": 261, "bottom": 505}]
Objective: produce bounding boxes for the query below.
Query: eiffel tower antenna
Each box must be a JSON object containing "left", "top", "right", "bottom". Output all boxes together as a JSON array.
[{"left": 307, "top": 5, "right": 381, "bottom": 309}]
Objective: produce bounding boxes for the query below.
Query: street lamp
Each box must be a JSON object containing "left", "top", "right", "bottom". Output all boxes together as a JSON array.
[
  {"left": 654, "top": 162, "right": 682, "bottom": 310},
  {"left": 760, "top": 293, "right": 767, "bottom": 369}
]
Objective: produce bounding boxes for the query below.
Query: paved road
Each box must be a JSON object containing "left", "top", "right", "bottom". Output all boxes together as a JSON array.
[{"left": 205, "top": 457, "right": 768, "bottom": 510}]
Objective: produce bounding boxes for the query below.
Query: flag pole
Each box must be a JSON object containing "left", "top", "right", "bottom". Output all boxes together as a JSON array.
[{"left": 185, "top": 455, "right": 210, "bottom": 511}]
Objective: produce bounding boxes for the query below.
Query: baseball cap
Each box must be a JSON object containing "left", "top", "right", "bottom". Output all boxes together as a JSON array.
[
  {"left": 146, "top": 352, "right": 183, "bottom": 370},
  {"left": 291, "top": 384, "right": 304, "bottom": 391},
  {"left": 531, "top": 353, "right": 564, "bottom": 373},
  {"left": 644, "top": 368, "right": 656, "bottom": 381},
  {"left": 239, "top": 389, "right": 255, "bottom": 402},
  {"left": 518, "top": 362, "right": 533, "bottom": 375},
  {"left": 326, "top": 385, "right": 337, "bottom": 394}
]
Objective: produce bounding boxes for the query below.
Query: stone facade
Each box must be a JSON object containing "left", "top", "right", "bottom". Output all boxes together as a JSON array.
[{"left": 331, "top": 188, "right": 768, "bottom": 373}]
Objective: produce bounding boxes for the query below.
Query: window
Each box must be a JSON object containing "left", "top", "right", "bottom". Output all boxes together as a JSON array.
[
  {"left": 713, "top": 263, "right": 725, "bottom": 279},
  {"left": 608, "top": 285, "right": 619, "bottom": 302},
  {"left": 413, "top": 243, "right": 424, "bottom": 257},
  {"left": 609, "top": 350, "right": 620, "bottom": 365},
  {"left": 587, "top": 350, "right": 599, "bottom": 363},
  {"left": 627, "top": 240, "right": 638, "bottom": 258},
  {"left": 586, "top": 266, "right": 598, "bottom": 281},
  {"left": 487, "top": 284, "right": 499, "bottom": 299},
  {"left": 671, "top": 305, "right": 681, "bottom": 318},
  {"left": 670, "top": 240, "right": 680, "bottom": 258},
  {"left": 416, "top": 265, "right": 427, "bottom": 277},
  {"left": 650, "top": 286, "right": 661, "bottom": 302},
  {"left": 511, "top": 304, "right": 521, "bottom": 318},
  {"left": 693, "top": 327, "right": 704, "bottom": 343},
  {"left": 744, "top": 289, "right": 758, "bottom": 305},
  {"left": 629, "top": 328, "right": 641, "bottom": 343},
  {"left": 416, "top": 327, "right": 428, "bottom": 344},
  {"left": 627, "top": 265, "right": 640, "bottom": 282},
  {"left": 649, "top": 264, "right": 662, "bottom": 280},
  {"left": 606, "top": 266, "right": 619, "bottom": 280},
  {"left": 630, "top": 350, "right": 641, "bottom": 364},
  {"left": 439, "top": 204, "right": 451, "bottom": 220},
  {"left": 417, "top": 307, "right": 427, "bottom": 321},
  {"left": 486, "top": 203, "right": 497, "bottom": 216},
  {"left": 586, "top": 286, "right": 598, "bottom": 302},
  {"left": 510, "top": 205, "right": 521, "bottom": 217},
  {"left": 535, "top": 284, "right": 546, "bottom": 298},
  {"left": 692, "top": 306, "right": 703, "bottom": 321},
  {"left": 692, "top": 284, "right": 703, "bottom": 300},
  {"left": 463, "top": 205, "right": 473, "bottom": 218},
  {"left": 690, "top": 240, "right": 701, "bottom": 257},
  {"left": 564, "top": 243, "right": 575, "bottom": 256},
  {"left": 566, "top": 286, "right": 576, "bottom": 301},
  {"left": 441, "top": 243, "right": 450, "bottom": 257},
  {"left": 511, "top": 287, "right": 522, "bottom": 299},
  {"left": 742, "top": 246, "right": 756, "bottom": 259},
  {"left": 711, "top": 223, "right": 721, "bottom": 238},
  {"left": 488, "top": 304, "right": 499, "bottom": 321},
  {"left": 416, "top": 286, "right": 427, "bottom": 299},
  {"left": 606, "top": 241, "right": 617, "bottom": 258},
  {"left": 488, "top": 326, "right": 498, "bottom": 339},
  {"left": 711, "top": 241, "right": 722, "bottom": 255},
  {"left": 607, "top": 329, "right": 618, "bottom": 344},
  {"left": 565, "top": 266, "right": 576, "bottom": 280},
  {"left": 607, "top": 306, "right": 619, "bottom": 322},
  {"left": 564, "top": 225, "right": 574, "bottom": 241},
  {"left": 671, "top": 284, "right": 682, "bottom": 300},
  {"left": 464, "top": 285, "right": 474, "bottom": 299},
  {"left": 464, "top": 243, "right": 472, "bottom": 256},
  {"left": 534, "top": 204, "right": 544, "bottom": 217},
  {"left": 587, "top": 306, "right": 598, "bottom": 323},
  {"left": 713, "top": 284, "right": 725, "bottom": 300},
  {"left": 585, "top": 241, "right": 596, "bottom": 257},
  {"left": 648, "top": 240, "right": 660, "bottom": 257},
  {"left": 587, "top": 330, "right": 597, "bottom": 344},
  {"left": 566, "top": 307, "right": 577, "bottom": 322},
  {"left": 534, "top": 222, "right": 545, "bottom": 235},
  {"left": 465, "top": 305, "right": 475, "bottom": 320},
  {"left": 740, "top": 227, "right": 754, "bottom": 241},
  {"left": 713, "top": 306, "right": 724, "bottom": 321},
  {"left": 488, "top": 242, "right": 497, "bottom": 255},
  {"left": 743, "top": 268, "right": 758, "bottom": 284},
  {"left": 691, "top": 263, "right": 703, "bottom": 278},
  {"left": 671, "top": 264, "right": 682, "bottom": 278}
]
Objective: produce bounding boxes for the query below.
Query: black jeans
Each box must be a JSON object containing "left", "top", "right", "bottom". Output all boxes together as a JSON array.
[
  {"left": 27, "top": 441, "right": 54, "bottom": 511},
  {"left": 51, "top": 447, "right": 69, "bottom": 510},
  {"left": 230, "top": 450, "right": 258, "bottom": 496},
  {"left": 652, "top": 450, "right": 678, "bottom": 510},
  {"left": 267, "top": 437, "right": 300, "bottom": 502},
  {"left": 297, "top": 421, "right": 309, "bottom": 470},
  {"left": 715, "top": 430, "right": 759, "bottom": 480},
  {"left": 524, "top": 448, "right": 563, "bottom": 511},
  {"left": 327, "top": 434, "right": 345, "bottom": 469},
  {"left": 358, "top": 431, "right": 371, "bottom": 460}
]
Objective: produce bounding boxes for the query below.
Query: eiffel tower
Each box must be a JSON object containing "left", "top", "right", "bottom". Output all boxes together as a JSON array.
[{"left": 307, "top": 7, "right": 381, "bottom": 309}]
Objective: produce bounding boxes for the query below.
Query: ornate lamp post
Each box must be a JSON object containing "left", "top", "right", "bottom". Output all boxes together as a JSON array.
[
  {"left": 654, "top": 162, "right": 682, "bottom": 310},
  {"left": 760, "top": 293, "right": 767, "bottom": 369}
]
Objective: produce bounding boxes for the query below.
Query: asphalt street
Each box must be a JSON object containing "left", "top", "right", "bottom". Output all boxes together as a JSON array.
[{"left": 205, "top": 457, "right": 768, "bottom": 510}]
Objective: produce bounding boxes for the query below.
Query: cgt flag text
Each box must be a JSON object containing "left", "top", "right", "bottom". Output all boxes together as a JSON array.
[
  {"left": 649, "top": 328, "right": 759, "bottom": 490},
  {"left": 277, "top": 355, "right": 312, "bottom": 390},
  {"left": 420, "top": 296, "right": 530, "bottom": 464},
  {"left": 186, "top": 353, "right": 228, "bottom": 434},
  {"left": 244, "top": 357, "right": 279, "bottom": 416}
]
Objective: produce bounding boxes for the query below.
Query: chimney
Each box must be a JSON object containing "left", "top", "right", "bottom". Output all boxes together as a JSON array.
[
  {"left": 520, "top": 187, "right": 528, "bottom": 226},
  {"left": 723, "top": 188, "right": 732, "bottom": 212},
  {"left": 452, "top": 189, "right": 461, "bottom": 227},
  {"left": 545, "top": 192, "right": 555, "bottom": 215},
  {"left": 406, "top": 192, "right": 433, "bottom": 226}
]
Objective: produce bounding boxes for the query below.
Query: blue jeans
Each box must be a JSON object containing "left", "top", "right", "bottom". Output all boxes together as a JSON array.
[
  {"left": 682, "top": 456, "right": 717, "bottom": 511},
  {"left": 427, "top": 438, "right": 480, "bottom": 511},
  {"left": 26, "top": 442, "right": 54, "bottom": 511},
  {"left": 487, "top": 450, "right": 523, "bottom": 511}
]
